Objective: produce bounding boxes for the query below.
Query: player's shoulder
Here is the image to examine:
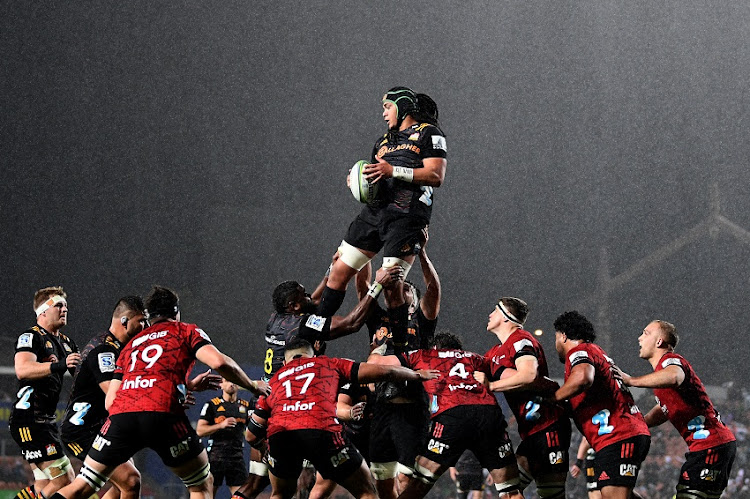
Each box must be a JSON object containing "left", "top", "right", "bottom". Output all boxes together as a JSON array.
[
  {"left": 657, "top": 352, "right": 687, "bottom": 370},
  {"left": 509, "top": 330, "right": 537, "bottom": 350},
  {"left": 15, "top": 327, "right": 42, "bottom": 350},
  {"left": 238, "top": 399, "right": 251, "bottom": 407},
  {"left": 210, "top": 397, "right": 223, "bottom": 406},
  {"left": 567, "top": 343, "right": 595, "bottom": 364}
]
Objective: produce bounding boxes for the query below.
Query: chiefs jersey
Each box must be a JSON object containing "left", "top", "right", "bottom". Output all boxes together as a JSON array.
[
  {"left": 653, "top": 353, "right": 735, "bottom": 452},
  {"left": 199, "top": 397, "right": 252, "bottom": 458},
  {"left": 367, "top": 122, "right": 447, "bottom": 221},
  {"left": 255, "top": 356, "right": 357, "bottom": 437},
  {"left": 109, "top": 321, "right": 211, "bottom": 415},
  {"left": 11, "top": 325, "right": 79, "bottom": 425},
  {"left": 263, "top": 312, "right": 330, "bottom": 381},
  {"left": 565, "top": 343, "right": 649, "bottom": 451},
  {"left": 401, "top": 349, "right": 497, "bottom": 417},
  {"left": 485, "top": 330, "right": 566, "bottom": 440}
]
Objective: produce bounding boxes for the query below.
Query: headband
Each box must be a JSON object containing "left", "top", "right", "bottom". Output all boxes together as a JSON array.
[
  {"left": 497, "top": 301, "right": 523, "bottom": 326},
  {"left": 35, "top": 295, "right": 66, "bottom": 317}
]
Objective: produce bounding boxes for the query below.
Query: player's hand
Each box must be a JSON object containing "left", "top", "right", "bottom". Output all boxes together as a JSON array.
[
  {"left": 363, "top": 157, "right": 393, "bottom": 183},
  {"left": 182, "top": 391, "right": 197, "bottom": 408},
  {"left": 612, "top": 365, "right": 632, "bottom": 386},
  {"left": 66, "top": 352, "right": 82, "bottom": 368},
  {"left": 570, "top": 464, "right": 582, "bottom": 478},
  {"left": 416, "top": 369, "right": 440, "bottom": 381},
  {"left": 189, "top": 370, "right": 222, "bottom": 392},
  {"left": 535, "top": 376, "right": 561, "bottom": 395},
  {"left": 473, "top": 371, "right": 488, "bottom": 387},
  {"left": 375, "top": 265, "right": 405, "bottom": 288},
  {"left": 419, "top": 226, "right": 429, "bottom": 252},
  {"left": 349, "top": 402, "right": 366, "bottom": 421},
  {"left": 222, "top": 417, "right": 238, "bottom": 428},
  {"left": 250, "top": 380, "right": 271, "bottom": 397}
]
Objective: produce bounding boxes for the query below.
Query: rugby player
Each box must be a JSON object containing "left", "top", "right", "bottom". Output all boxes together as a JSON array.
[
  {"left": 620, "top": 320, "right": 736, "bottom": 499},
  {"left": 474, "top": 297, "right": 570, "bottom": 498},
  {"left": 552, "top": 311, "right": 650, "bottom": 499},
  {"left": 450, "top": 451, "right": 485, "bottom": 499},
  {"left": 570, "top": 438, "right": 601, "bottom": 499},
  {"left": 60, "top": 296, "right": 147, "bottom": 499},
  {"left": 50, "top": 286, "right": 269, "bottom": 499},
  {"left": 11, "top": 286, "right": 80, "bottom": 499},
  {"left": 245, "top": 338, "right": 439, "bottom": 499}
]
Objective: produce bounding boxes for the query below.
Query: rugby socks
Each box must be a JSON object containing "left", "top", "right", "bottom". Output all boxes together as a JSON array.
[
  {"left": 387, "top": 302, "right": 410, "bottom": 352},
  {"left": 14, "top": 486, "right": 35, "bottom": 499},
  {"left": 317, "top": 286, "right": 346, "bottom": 316}
]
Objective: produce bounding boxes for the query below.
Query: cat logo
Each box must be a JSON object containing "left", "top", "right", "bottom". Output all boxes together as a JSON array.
[
  {"left": 427, "top": 438, "right": 449, "bottom": 455},
  {"left": 700, "top": 469, "right": 718, "bottom": 481},
  {"left": 498, "top": 442, "right": 512, "bottom": 459},
  {"left": 548, "top": 451, "right": 564, "bottom": 465},
  {"left": 619, "top": 464, "right": 638, "bottom": 477},
  {"left": 331, "top": 449, "right": 350, "bottom": 467}
]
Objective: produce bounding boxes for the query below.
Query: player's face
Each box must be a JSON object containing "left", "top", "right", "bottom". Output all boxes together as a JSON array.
[
  {"left": 43, "top": 300, "right": 68, "bottom": 329},
  {"left": 487, "top": 306, "right": 504, "bottom": 332},
  {"left": 383, "top": 101, "right": 398, "bottom": 128},
  {"left": 126, "top": 312, "right": 148, "bottom": 338},
  {"left": 221, "top": 379, "right": 236, "bottom": 395},
  {"left": 638, "top": 322, "right": 661, "bottom": 359},
  {"left": 555, "top": 331, "right": 566, "bottom": 362}
]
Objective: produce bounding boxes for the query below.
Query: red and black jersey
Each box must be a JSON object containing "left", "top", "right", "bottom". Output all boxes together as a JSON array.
[
  {"left": 652, "top": 352, "right": 735, "bottom": 452},
  {"left": 199, "top": 397, "right": 252, "bottom": 458},
  {"left": 565, "top": 343, "right": 650, "bottom": 451},
  {"left": 61, "top": 331, "right": 122, "bottom": 436},
  {"left": 367, "top": 122, "right": 447, "bottom": 221},
  {"left": 485, "top": 330, "right": 566, "bottom": 440},
  {"left": 255, "top": 356, "right": 357, "bottom": 437},
  {"left": 109, "top": 321, "right": 211, "bottom": 415},
  {"left": 400, "top": 349, "right": 497, "bottom": 417},
  {"left": 11, "top": 325, "right": 79, "bottom": 425}
]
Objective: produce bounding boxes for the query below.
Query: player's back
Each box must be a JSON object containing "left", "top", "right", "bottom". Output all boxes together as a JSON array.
[
  {"left": 109, "top": 320, "right": 211, "bottom": 415},
  {"left": 565, "top": 343, "right": 649, "bottom": 451}
]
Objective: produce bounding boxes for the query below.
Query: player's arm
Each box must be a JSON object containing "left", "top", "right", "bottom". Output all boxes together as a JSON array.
[
  {"left": 195, "top": 344, "right": 270, "bottom": 397},
  {"left": 335, "top": 393, "right": 366, "bottom": 422},
  {"left": 621, "top": 365, "right": 685, "bottom": 389},
  {"left": 105, "top": 378, "right": 122, "bottom": 410},
  {"left": 311, "top": 252, "right": 341, "bottom": 303},
  {"left": 643, "top": 404, "right": 669, "bottom": 427},
  {"left": 245, "top": 409, "right": 268, "bottom": 445},
  {"left": 570, "top": 438, "right": 591, "bottom": 478},
  {"left": 357, "top": 361, "right": 438, "bottom": 384},
  {"left": 553, "top": 363, "right": 594, "bottom": 402},
  {"left": 365, "top": 156, "right": 446, "bottom": 187},
  {"left": 327, "top": 266, "right": 403, "bottom": 339},
  {"left": 487, "top": 355, "right": 539, "bottom": 392},
  {"left": 417, "top": 227, "right": 441, "bottom": 320},
  {"left": 14, "top": 351, "right": 79, "bottom": 380}
]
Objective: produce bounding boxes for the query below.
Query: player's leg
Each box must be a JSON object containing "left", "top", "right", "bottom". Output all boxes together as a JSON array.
[
  {"left": 11, "top": 422, "right": 74, "bottom": 498},
  {"left": 35, "top": 454, "right": 75, "bottom": 497},
  {"left": 335, "top": 460, "right": 378, "bottom": 499},
  {"left": 104, "top": 459, "right": 140, "bottom": 499},
  {"left": 516, "top": 421, "right": 570, "bottom": 499},
  {"left": 308, "top": 471, "right": 338, "bottom": 499},
  {"left": 231, "top": 449, "right": 270, "bottom": 499},
  {"left": 675, "top": 441, "right": 736, "bottom": 499},
  {"left": 167, "top": 450, "right": 213, "bottom": 499},
  {"left": 269, "top": 472, "right": 298, "bottom": 499},
  {"left": 594, "top": 435, "right": 650, "bottom": 499},
  {"left": 48, "top": 455, "right": 119, "bottom": 499},
  {"left": 223, "top": 453, "right": 249, "bottom": 498},
  {"left": 397, "top": 456, "right": 447, "bottom": 499},
  {"left": 472, "top": 406, "right": 522, "bottom": 499}
]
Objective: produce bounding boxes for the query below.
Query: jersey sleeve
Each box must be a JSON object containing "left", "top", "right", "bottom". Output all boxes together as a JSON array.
[
  {"left": 299, "top": 314, "right": 332, "bottom": 341},
  {"left": 511, "top": 338, "right": 538, "bottom": 362},
  {"left": 255, "top": 396, "right": 271, "bottom": 421},
  {"left": 89, "top": 344, "right": 119, "bottom": 384},
  {"left": 568, "top": 348, "right": 594, "bottom": 368},
  {"left": 199, "top": 401, "right": 214, "bottom": 422},
  {"left": 398, "top": 350, "right": 419, "bottom": 369},
  {"left": 15, "top": 329, "right": 42, "bottom": 355},
  {"left": 418, "top": 125, "right": 447, "bottom": 159},
  {"left": 659, "top": 355, "right": 686, "bottom": 372},
  {"left": 187, "top": 326, "right": 212, "bottom": 355}
]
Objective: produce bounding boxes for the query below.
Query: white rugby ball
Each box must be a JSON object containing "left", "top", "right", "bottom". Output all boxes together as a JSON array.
[{"left": 349, "top": 160, "right": 378, "bottom": 203}]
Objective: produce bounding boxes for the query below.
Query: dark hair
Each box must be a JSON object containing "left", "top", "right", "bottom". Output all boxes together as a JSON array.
[
  {"left": 553, "top": 311, "right": 596, "bottom": 342},
  {"left": 654, "top": 320, "right": 679, "bottom": 349},
  {"left": 499, "top": 297, "right": 529, "bottom": 325},
  {"left": 113, "top": 295, "right": 144, "bottom": 317},
  {"left": 272, "top": 281, "right": 300, "bottom": 314},
  {"left": 413, "top": 93, "right": 441, "bottom": 130},
  {"left": 145, "top": 286, "right": 179, "bottom": 319},
  {"left": 285, "top": 337, "right": 313, "bottom": 353},
  {"left": 431, "top": 331, "right": 463, "bottom": 350}
]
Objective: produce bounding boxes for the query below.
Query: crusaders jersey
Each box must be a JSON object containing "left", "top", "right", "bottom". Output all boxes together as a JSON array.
[
  {"left": 199, "top": 397, "right": 252, "bottom": 458},
  {"left": 401, "top": 349, "right": 497, "bottom": 417},
  {"left": 263, "top": 312, "right": 331, "bottom": 381},
  {"left": 109, "top": 321, "right": 211, "bottom": 415},
  {"left": 11, "top": 325, "right": 79, "bottom": 425},
  {"left": 255, "top": 356, "right": 357, "bottom": 437},
  {"left": 652, "top": 353, "right": 735, "bottom": 452},
  {"left": 565, "top": 343, "right": 649, "bottom": 451},
  {"left": 61, "top": 331, "right": 122, "bottom": 436},
  {"left": 485, "top": 330, "right": 566, "bottom": 440},
  {"left": 365, "top": 122, "right": 447, "bottom": 221}
]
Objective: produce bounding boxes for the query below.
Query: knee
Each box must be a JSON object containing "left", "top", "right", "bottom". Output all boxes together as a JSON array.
[{"left": 122, "top": 469, "right": 141, "bottom": 493}]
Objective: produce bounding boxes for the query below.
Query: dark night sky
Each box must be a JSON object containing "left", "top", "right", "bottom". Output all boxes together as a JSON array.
[{"left": 2, "top": 2, "right": 749, "bottom": 385}]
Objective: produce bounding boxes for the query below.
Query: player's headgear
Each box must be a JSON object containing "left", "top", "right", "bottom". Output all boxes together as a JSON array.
[
  {"left": 497, "top": 297, "right": 529, "bottom": 326},
  {"left": 145, "top": 286, "right": 179, "bottom": 319},
  {"left": 553, "top": 310, "right": 596, "bottom": 342},
  {"left": 383, "top": 86, "right": 418, "bottom": 126}
]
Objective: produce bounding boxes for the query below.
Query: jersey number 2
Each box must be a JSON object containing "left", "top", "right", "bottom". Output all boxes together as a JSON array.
[{"left": 592, "top": 409, "right": 614, "bottom": 436}]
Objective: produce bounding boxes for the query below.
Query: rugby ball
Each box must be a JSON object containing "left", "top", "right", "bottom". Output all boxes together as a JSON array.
[{"left": 349, "top": 160, "right": 378, "bottom": 203}]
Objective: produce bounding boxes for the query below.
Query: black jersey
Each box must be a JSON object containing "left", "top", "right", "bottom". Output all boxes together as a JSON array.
[
  {"left": 262, "top": 312, "right": 331, "bottom": 381},
  {"left": 199, "top": 396, "right": 252, "bottom": 459},
  {"left": 367, "top": 303, "right": 437, "bottom": 402},
  {"left": 11, "top": 325, "right": 79, "bottom": 425},
  {"left": 61, "top": 331, "right": 122, "bottom": 437},
  {"left": 368, "top": 122, "right": 447, "bottom": 221}
]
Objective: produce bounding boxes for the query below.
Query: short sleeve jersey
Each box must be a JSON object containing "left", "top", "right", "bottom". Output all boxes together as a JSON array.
[
  {"left": 11, "top": 325, "right": 79, "bottom": 425},
  {"left": 485, "top": 330, "right": 566, "bottom": 440},
  {"left": 565, "top": 343, "right": 650, "bottom": 451},
  {"left": 109, "top": 321, "right": 211, "bottom": 415},
  {"left": 199, "top": 397, "right": 252, "bottom": 458},
  {"left": 62, "top": 331, "right": 123, "bottom": 433},
  {"left": 254, "top": 356, "right": 357, "bottom": 437},
  {"left": 263, "top": 312, "right": 331, "bottom": 381},
  {"left": 401, "top": 349, "right": 497, "bottom": 417},
  {"left": 653, "top": 353, "right": 735, "bottom": 452},
  {"left": 366, "top": 303, "right": 438, "bottom": 353},
  {"left": 368, "top": 122, "right": 447, "bottom": 221}
]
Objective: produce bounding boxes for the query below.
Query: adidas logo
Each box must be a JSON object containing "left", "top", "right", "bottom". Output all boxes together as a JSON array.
[
  {"left": 598, "top": 471, "right": 610, "bottom": 481},
  {"left": 682, "top": 471, "right": 690, "bottom": 481}
]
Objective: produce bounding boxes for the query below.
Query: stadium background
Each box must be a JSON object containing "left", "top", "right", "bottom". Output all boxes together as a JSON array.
[{"left": 2, "top": 2, "right": 749, "bottom": 497}]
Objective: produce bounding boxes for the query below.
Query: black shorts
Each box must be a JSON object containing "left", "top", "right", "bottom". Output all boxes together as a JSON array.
[
  {"left": 61, "top": 425, "right": 98, "bottom": 460},
  {"left": 593, "top": 435, "right": 650, "bottom": 489},
  {"left": 267, "top": 429, "right": 363, "bottom": 482},
  {"left": 208, "top": 452, "right": 249, "bottom": 487},
  {"left": 423, "top": 405, "right": 515, "bottom": 471},
  {"left": 515, "top": 419, "right": 571, "bottom": 476},
  {"left": 456, "top": 472, "right": 484, "bottom": 493},
  {"left": 10, "top": 421, "right": 65, "bottom": 464},
  {"left": 345, "top": 208, "right": 427, "bottom": 258},
  {"left": 88, "top": 412, "right": 204, "bottom": 468},
  {"left": 678, "top": 441, "right": 736, "bottom": 494},
  {"left": 368, "top": 402, "right": 428, "bottom": 467}
]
